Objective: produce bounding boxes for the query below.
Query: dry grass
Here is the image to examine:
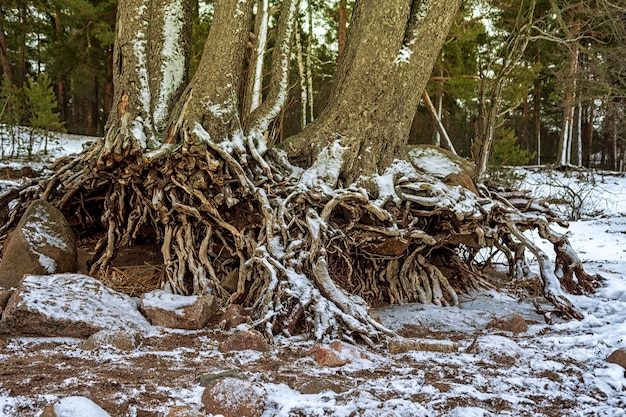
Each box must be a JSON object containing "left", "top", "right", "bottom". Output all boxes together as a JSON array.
[{"left": 98, "top": 264, "right": 163, "bottom": 296}]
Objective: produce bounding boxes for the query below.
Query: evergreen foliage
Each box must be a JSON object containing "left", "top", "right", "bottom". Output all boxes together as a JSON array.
[{"left": 24, "top": 73, "right": 65, "bottom": 157}]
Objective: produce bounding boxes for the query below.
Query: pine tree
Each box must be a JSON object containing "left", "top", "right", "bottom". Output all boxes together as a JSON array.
[{"left": 24, "top": 73, "right": 64, "bottom": 158}]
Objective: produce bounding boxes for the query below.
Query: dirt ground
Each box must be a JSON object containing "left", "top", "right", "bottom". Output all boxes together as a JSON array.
[{"left": 0, "top": 317, "right": 612, "bottom": 417}]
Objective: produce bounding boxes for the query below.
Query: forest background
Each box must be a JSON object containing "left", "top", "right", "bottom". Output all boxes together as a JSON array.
[{"left": 1, "top": 0, "right": 625, "bottom": 172}]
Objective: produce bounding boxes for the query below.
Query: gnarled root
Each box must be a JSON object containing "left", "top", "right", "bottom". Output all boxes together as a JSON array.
[{"left": 0, "top": 137, "right": 602, "bottom": 342}]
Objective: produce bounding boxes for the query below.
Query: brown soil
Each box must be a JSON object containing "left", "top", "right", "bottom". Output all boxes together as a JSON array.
[{"left": 0, "top": 324, "right": 606, "bottom": 417}]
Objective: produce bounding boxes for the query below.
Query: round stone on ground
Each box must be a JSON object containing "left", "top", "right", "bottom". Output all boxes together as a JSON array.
[
  {"left": 201, "top": 377, "right": 266, "bottom": 417},
  {"left": 607, "top": 348, "right": 626, "bottom": 369},
  {"left": 486, "top": 313, "right": 528, "bottom": 334},
  {"left": 219, "top": 329, "right": 269, "bottom": 353}
]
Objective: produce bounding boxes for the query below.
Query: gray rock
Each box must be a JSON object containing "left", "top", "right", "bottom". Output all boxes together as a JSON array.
[
  {"left": 140, "top": 290, "right": 218, "bottom": 330},
  {"left": 202, "top": 377, "right": 266, "bottom": 417},
  {"left": 81, "top": 329, "right": 142, "bottom": 351},
  {"left": 0, "top": 274, "right": 152, "bottom": 337},
  {"left": 0, "top": 200, "right": 77, "bottom": 289}
]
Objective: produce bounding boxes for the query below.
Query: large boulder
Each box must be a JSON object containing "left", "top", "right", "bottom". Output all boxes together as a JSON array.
[
  {"left": 0, "top": 274, "right": 152, "bottom": 337},
  {"left": 0, "top": 200, "right": 77, "bottom": 289},
  {"left": 139, "top": 290, "right": 218, "bottom": 330}
]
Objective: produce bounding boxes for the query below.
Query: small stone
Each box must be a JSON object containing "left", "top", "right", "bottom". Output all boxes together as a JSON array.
[
  {"left": 220, "top": 304, "right": 249, "bottom": 329},
  {"left": 198, "top": 371, "right": 241, "bottom": 387},
  {"left": 465, "top": 335, "right": 522, "bottom": 361},
  {"left": 486, "top": 314, "right": 528, "bottom": 334},
  {"left": 607, "top": 348, "right": 626, "bottom": 369},
  {"left": 81, "top": 329, "right": 142, "bottom": 351},
  {"left": 165, "top": 405, "right": 202, "bottom": 417},
  {"left": 140, "top": 290, "right": 218, "bottom": 330},
  {"left": 40, "top": 396, "right": 110, "bottom": 417},
  {"left": 202, "top": 377, "right": 266, "bottom": 417},
  {"left": 219, "top": 329, "right": 269, "bottom": 353},
  {"left": 309, "top": 340, "right": 367, "bottom": 367},
  {"left": 388, "top": 338, "right": 459, "bottom": 354},
  {"left": 299, "top": 379, "right": 345, "bottom": 394}
]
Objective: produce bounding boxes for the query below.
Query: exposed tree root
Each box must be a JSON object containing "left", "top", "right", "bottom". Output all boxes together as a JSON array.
[{"left": 0, "top": 136, "right": 602, "bottom": 342}]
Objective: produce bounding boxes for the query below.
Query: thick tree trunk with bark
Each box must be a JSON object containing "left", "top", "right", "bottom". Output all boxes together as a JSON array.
[
  {"left": 284, "top": 0, "right": 461, "bottom": 185},
  {"left": 101, "top": 0, "right": 192, "bottom": 163}
]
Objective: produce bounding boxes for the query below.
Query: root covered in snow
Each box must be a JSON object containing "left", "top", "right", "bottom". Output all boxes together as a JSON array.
[{"left": 0, "top": 138, "right": 601, "bottom": 343}]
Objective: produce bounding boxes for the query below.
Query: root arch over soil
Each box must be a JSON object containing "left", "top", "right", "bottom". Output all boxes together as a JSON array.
[{"left": 0, "top": 136, "right": 601, "bottom": 343}]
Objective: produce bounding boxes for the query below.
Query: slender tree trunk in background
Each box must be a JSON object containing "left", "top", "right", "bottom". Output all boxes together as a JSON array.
[
  {"left": 534, "top": 77, "right": 541, "bottom": 164},
  {"left": 338, "top": 0, "right": 347, "bottom": 61},
  {"left": 573, "top": 102, "right": 582, "bottom": 166},
  {"left": 0, "top": 9, "right": 12, "bottom": 82},
  {"left": 285, "top": 0, "right": 462, "bottom": 185},
  {"left": 433, "top": 64, "right": 443, "bottom": 147},
  {"left": 605, "top": 103, "right": 617, "bottom": 171},
  {"left": 103, "top": 48, "right": 114, "bottom": 126},
  {"left": 582, "top": 103, "right": 593, "bottom": 167},
  {"left": 555, "top": 3, "right": 580, "bottom": 167},
  {"left": 246, "top": 0, "right": 270, "bottom": 117},
  {"left": 295, "top": 19, "right": 308, "bottom": 130},
  {"left": 521, "top": 94, "right": 530, "bottom": 150},
  {"left": 19, "top": 6, "right": 26, "bottom": 86},
  {"left": 475, "top": 0, "right": 535, "bottom": 182},
  {"left": 305, "top": 1, "right": 314, "bottom": 122},
  {"left": 54, "top": 10, "right": 68, "bottom": 122},
  {"left": 422, "top": 90, "right": 455, "bottom": 154}
]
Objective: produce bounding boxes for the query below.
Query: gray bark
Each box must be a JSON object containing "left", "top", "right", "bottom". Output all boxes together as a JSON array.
[
  {"left": 106, "top": 0, "right": 192, "bottom": 149},
  {"left": 283, "top": 0, "right": 462, "bottom": 185}
]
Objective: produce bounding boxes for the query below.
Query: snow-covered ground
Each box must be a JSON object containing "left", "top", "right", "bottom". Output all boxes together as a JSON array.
[{"left": 1, "top": 136, "right": 626, "bottom": 416}]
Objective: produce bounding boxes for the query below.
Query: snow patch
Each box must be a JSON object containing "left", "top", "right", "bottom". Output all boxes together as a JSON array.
[
  {"left": 393, "top": 45, "right": 413, "bottom": 65},
  {"left": 52, "top": 396, "right": 110, "bottom": 417},
  {"left": 298, "top": 140, "right": 347, "bottom": 190},
  {"left": 19, "top": 274, "right": 154, "bottom": 335},
  {"left": 408, "top": 146, "right": 462, "bottom": 178},
  {"left": 21, "top": 203, "right": 69, "bottom": 273}
]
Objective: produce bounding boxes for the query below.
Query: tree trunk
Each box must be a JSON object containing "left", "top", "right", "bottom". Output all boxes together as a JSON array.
[
  {"left": 555, "top": 4, "right": 580, "bottom": 167},
  {"left": 0, "top": 9, "right": 11, "bottom": 82},
  {"left": 534, "top": 77, "right": 542, "bottom": 165},
  {"left": 284, "top": 0, "right": 462, "bottom": 185},
  {"left": 605, "top": 103, "right": 617, "bottom": 171},
  {"left": 246, "top": 0, "right": 270, "bottom": 117},
  {"left": 102, "top": 0, "right": 193, "bottom": 162},
  {"left": 474, "top": 1, "right": 535, "bottom": 182},
  {"left": 582, "top": 103, "right": 593, "bottom": 167},
  {"left": 338, "top": 0, "right": 347, "bottom": 60}
]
